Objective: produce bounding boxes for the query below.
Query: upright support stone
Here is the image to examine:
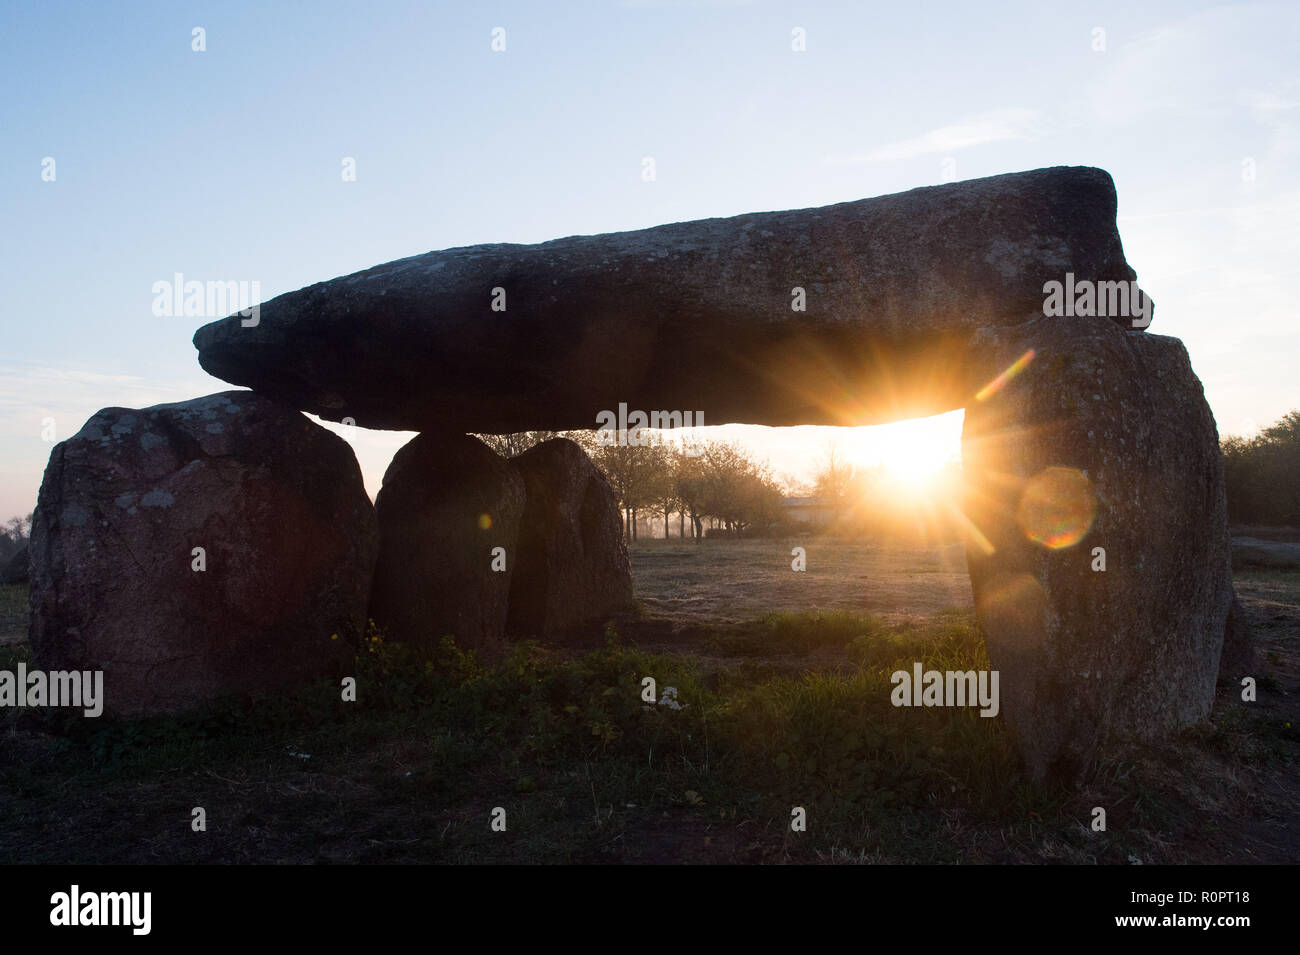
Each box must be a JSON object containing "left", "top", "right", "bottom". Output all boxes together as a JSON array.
[
  {"left": 962, "top": 317, "right": 1233, "bottom": 780},
  {"left": 29, "top": 392, "right": 377, "bottom": 717},
  {"left": 368, "top": 433, "right": 525, "bottom": 651},
  {"left": 506, "top": 438, "right": 634, "bottom": 636}
]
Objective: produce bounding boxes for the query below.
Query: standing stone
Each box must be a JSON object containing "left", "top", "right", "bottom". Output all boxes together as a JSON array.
[
  {"left": 193, "top": 166, "right": 1147, "bottom": 433},
  {"left": 962, "top": 317, "right": 1233, "bottom": 781},
  {"left": 29, "top": 392, "right": 377, "bottom": 718},
  {"left": 507, "top": 438, "right": 633, "bottom": 636},
  {"left": 368, "top": 433, "right": 524, "bottom": 651}
]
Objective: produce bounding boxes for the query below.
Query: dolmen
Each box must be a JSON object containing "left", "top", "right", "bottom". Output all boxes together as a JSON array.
[{"left": 27, "top": 166, "right": 1237, "bottom": 781}]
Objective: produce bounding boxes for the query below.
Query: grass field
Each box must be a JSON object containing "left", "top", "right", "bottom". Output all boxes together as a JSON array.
[
  {"left": 0, "top": 540, "right": 1295, "bottom": 864},
  {"left": 629, "top": 538, "right": 972, "bottom": 628}
]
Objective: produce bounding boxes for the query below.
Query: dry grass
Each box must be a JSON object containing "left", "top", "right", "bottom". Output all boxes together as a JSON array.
[{"left": 628, "top": 537, "right": 972, "bottom": 627}]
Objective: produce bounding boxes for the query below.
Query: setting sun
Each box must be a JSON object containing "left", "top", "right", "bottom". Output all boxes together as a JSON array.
[{"left": 848, "top": 410, "right": 964, "bottom": 482}]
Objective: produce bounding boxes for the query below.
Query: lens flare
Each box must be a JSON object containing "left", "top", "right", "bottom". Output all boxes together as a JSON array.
[
  {"left": 975, "top": 349, "right": 1035, "bottom": 402},
  {"left": 477, "top": 513, "right": 492, "bottom": 530},
  {"left": 942, "top": 499, "right": 995, "bottom": 556},
  {"left": 1015, "top": 467, "right": 1096, "bottom": 549}
]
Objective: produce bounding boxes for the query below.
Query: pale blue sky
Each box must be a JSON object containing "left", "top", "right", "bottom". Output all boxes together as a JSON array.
[{"left": 2, "top": 0, "right": 1296, "bottom": 515}]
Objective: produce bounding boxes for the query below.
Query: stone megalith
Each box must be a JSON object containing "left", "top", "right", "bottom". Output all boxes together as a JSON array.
[
  {"left": 961, "top": 317, "right": 1233, "bottom": 780},
  {"left": 368, "top": 433, "right": 525, "bottom": 651},
  {"left": 193, "top": 166, "right": 1146, "bottom": 434},
  {"left": 29, "top": 392, "right": 377, "bottom": 718},
  {"left": 182, "top": 163, "right": 1232, "bottom": 781},
  {"left": 506, "top": 438, "right": 634, "bottom": 636}
]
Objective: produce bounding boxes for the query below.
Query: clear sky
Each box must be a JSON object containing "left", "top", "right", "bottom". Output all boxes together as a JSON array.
[{"left": 2, "top": 0, "right": 1296, "bottom": 517}]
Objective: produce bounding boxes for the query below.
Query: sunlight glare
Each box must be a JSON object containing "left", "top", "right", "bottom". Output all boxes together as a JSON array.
[{"left": 848, "top": 410, "right": 963, "bottom": 483}]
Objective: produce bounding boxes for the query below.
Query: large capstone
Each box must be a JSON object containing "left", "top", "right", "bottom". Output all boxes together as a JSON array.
[
  {"left": 368, "top": 433, "right": 525, "bottom": 651},
  {"left": 194, "top": 166, "right": 1147, "bottom": 433},
  {"left": 29, "top": 392, "right": 377, "bottom": 718},
  {"left": 961, "top": 317, "right": 1233, "bottom": 781},
  {"left": 507, "top": 438, "right": 634, "bottom": 636}
]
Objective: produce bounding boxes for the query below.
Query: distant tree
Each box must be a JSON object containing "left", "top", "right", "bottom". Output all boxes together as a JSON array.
[
  {"left": 732, "top": 462, "right": 786, "bottom": 534},
  {"left": 699, "top": 442, "right": 747, "bottom": 531},
  {"left": 651, "top": 448, "right": 686, "bottom": 538},
  {"left": 812, "top": 444, "right": 859, "bottom": 518},
  {"left": 688, "top": 441, "right": 785, "bottom": 536},
  {"left": 675, "top": 444, "right": 708, "bottom": 539},
  {"left": 588, "top": 432, "right": 668, "bottom": 541},
  {"left": 0, "top": 512, "right": 33, "bottom": 565},
  {"left": 780, "top": 475, "right": 814, "bottom": 497},
  {"left": 1223, "top": 410, "right": 1300, "bottom": 526}
]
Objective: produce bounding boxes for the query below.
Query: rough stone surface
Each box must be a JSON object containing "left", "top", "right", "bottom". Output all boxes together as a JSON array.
[
  {"left": 0, "top": 544, "right": 28, "bottom": 584},
  {"left": 962, "top": 317, "right": 1232, "bottom": 781},
  {"left": 368, "top": 433, "right": 525, "bottom": 651},
  {"left": 507, "top": 439, "right": 633, "bottom": 636},
  {"left": 29, "top": 392, "right": 377, "bottom": 718},
  {"left": 194, "top": 166, "right": 1147, "bottom": 433},
  {"left": 1218, "top": 593, "right": 1257, "bottom": 684}
]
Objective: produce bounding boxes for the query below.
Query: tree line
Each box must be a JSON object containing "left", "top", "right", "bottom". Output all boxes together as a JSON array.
[
  {"left": 478, "top": 430, "right": 965, "bottom": 542},
  {"left": 476, "top": 431, "right": 786, "bottom": 539},
  {"left": 1222, "top": 410, "right": 1300, "bottom": 527}
]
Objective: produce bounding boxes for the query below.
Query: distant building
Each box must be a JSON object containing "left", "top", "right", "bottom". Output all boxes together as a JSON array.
[{"left": 782, "top": 495, "right": 833, "bottom": 527}]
